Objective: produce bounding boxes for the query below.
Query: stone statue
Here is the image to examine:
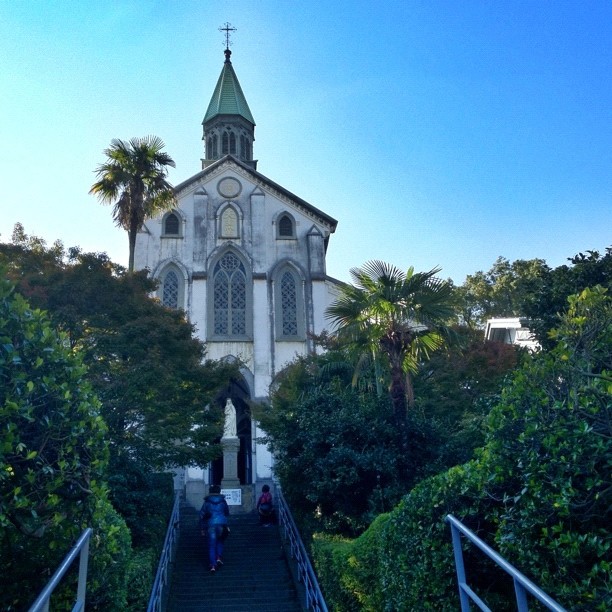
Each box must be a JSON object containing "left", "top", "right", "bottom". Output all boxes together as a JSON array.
[{"left": 222, "top": 398, "right": 237, "bottom": 438}]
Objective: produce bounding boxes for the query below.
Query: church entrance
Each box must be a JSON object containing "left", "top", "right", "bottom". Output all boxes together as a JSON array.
[{"left": 210, "top": 377, "right": 252, "bottom": 485}]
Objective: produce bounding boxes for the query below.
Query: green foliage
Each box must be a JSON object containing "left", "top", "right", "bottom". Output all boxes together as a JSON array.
[
  {"left": 455, "top": 256, "right": 549, "bottom": 328},
  {"left": 414, "top": 326, "right": 519, "bottom": 468},
  {"left": 1, "top": 230, "right": 232, "bottom": 607},
  {"left": 1, "top": 235, "right": 237, "bottom": 471},
  {"left": 326, "top": 261, "right": 455, "bottom": 461},
  {"left": 314, "top": 287, "right": 611, "bottom": 610},
  {"left": 90, "top": 136, "right": 177, "bottom": 272},
  {"left": 482, "top": 285, "right": 611, "bottom": 610},
  {"left": 125, "top": 547, "right": 158, "bottom": 611},
  {"left": 455, "top": 248, "right": 611, "bottom": 348},
  {"left": 523, "top": 248, "right": 612, "bottom": 349},
  {"left": 0, "top": 275, "right": 131, "bottom": 610},
  {"left": 312, "top": 514, "right": 391, "bottom": 611},
  {"left": 259, "top": 367, "right": 408, "bottom": 535},
  {"left": 108, "top": 466, "right": 174, "bottom": 549}
]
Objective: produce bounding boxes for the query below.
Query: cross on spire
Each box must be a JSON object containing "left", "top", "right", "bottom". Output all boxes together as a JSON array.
[{"left": 219, "top": 22, "right": 237, "bottom": 51}]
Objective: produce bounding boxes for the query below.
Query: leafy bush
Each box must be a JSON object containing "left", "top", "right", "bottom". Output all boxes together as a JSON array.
[
  {"left": 0, "top": 277, "right": 131, "bottom": 610},
  {"left": 313, "top": 287, "right": 611, "bottom": 611}
]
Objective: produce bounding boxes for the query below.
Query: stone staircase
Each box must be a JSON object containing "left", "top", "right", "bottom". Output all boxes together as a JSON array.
[{"left": 167, "top": 503, "right": 302, "bottom": 611}]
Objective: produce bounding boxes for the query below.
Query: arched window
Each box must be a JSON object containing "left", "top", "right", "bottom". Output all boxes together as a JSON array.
[
  {"left": 274, "top": 266, "right": 305, "bottom": 340},
  {"left": 220, "top": 207, "right": 239, "bottom": 238},
  {"left": 162, "top": 270, "right": 179, "bottom": 308},
  {"left": 280, "top": 271, "right": 298, "bottom": 336},
  {"left": 164, "top": 212, "right": 179, "bottom": 235},
  {"left": 207, "top": 135, "right": 218, "bottom": 159},
  {"left": 222, "top": 132, "right": 229, "bottom": 155},
  {"left": 229, "top": 132, "right": 236, "bottom": 154},
  {"left": 158, "top": 264, "right": 184, "bottom": 310},
  {"left": 277, "top": 213, "right": 296, "bottom": 238},
  {"left": 212, "top": 252, "right": 249, "bottom": 337}
]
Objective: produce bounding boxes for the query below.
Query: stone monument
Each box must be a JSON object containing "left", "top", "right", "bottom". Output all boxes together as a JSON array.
[{"left": 221, "top": 399, "right": 240, "bottom": 488}]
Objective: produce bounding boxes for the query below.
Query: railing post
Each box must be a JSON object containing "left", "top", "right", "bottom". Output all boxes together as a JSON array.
[
  {"left": 449, "top": 521, "right": 471, "bottom": 612},
  {"left": 514, "top": 579, "right": 529, "bottom": 612},
  {"left": 74, "top": 533, "right": 90, "bottom": 612}
]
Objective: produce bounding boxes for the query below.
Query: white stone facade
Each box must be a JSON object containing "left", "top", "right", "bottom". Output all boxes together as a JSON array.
[{"left": 134, "top": 156, "right": 340, "bottom": 490}]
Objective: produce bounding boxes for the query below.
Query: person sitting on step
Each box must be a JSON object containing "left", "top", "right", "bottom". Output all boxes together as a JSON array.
[{"left": 256, "top": 484, "right": 274, "bottom": 526}]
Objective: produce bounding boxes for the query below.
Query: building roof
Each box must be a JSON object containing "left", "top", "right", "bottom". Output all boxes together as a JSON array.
[
  {"left": 203, "top": 50, "right": 255, "bottom": 125},
  {"left": 174, "top": 155, "right": 338, "bottom": 233}
]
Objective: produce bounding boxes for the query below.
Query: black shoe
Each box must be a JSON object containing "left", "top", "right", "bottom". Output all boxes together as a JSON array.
[{"left": 209, "top": 565, "right": 216, "bottom": 573}]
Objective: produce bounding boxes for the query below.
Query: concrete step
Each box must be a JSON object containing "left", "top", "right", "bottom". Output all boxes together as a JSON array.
[{"left": 167, "top": 504, "right": 301, "bottom": 611}]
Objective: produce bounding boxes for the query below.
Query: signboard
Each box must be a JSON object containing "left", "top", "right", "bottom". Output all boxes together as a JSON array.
[{"left": 221, "top": 488, "right": 242, "bottom": 506}]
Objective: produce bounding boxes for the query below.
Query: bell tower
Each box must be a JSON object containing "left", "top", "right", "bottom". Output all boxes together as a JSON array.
[{"left": 202, "top": 24, "right": 257, "bottom": 170}]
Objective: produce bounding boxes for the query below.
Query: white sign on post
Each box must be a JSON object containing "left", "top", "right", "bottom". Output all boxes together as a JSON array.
[{"left": 221, "top": 488, "right": 242, "bottom": 506}]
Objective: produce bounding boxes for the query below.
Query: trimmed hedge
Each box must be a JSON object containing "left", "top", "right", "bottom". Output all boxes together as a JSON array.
[{"left": 312, "top": 288, "right": 611, "bottom": 611}]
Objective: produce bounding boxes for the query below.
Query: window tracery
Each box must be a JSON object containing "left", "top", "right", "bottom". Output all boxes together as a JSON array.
[{"left": 213, "top": 252, "right": 247, "bottom": 336}]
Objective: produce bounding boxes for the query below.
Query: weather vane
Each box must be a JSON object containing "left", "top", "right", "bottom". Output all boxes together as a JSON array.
[{"left": 219, "top": 22, "right": 237, "bottom": 50}]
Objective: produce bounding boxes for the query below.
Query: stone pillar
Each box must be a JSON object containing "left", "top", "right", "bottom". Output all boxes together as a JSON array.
[{"left": 221, "top": 437, "right": 241, "bottom": 488}]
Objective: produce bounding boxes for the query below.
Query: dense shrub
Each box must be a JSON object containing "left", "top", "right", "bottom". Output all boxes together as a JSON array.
[
  {"left": 313, "top": 287, "right": 611, "bottom": 611},
  {"left": 0, "top": 278, "right": 131, "bottom": 610}
]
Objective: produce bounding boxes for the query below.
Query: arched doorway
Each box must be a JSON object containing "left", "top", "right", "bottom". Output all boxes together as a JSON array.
[{"left": 210, "top": 376, "right": 252, "bottom": 485}]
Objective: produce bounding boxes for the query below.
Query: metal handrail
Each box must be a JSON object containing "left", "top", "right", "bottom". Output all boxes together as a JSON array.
[
  {"left": 446, "top": 514, "right": 566, "bottom": 612},
  {"left": 275, "top": 486, "right": 328, "bottom": 612},
  {"left": 28, "top": 527, "right": 92, "bottom": 612},
  {"left": 147, "top": 492, "right": 181, "bottom": 612}
]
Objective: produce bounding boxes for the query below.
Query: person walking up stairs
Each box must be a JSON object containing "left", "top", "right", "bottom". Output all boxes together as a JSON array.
[{"left": 167, "top": 499, "right": 301, "bottom": 611}]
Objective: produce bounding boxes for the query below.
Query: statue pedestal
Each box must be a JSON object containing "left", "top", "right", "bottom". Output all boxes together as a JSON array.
[{"left": 221, "top": 436, "right": 240, "bottom": 488}]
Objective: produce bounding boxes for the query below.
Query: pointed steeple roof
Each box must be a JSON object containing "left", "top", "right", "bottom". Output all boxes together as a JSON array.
[{"left": 203, "top": 49, "right": 255, "bottom": 125}]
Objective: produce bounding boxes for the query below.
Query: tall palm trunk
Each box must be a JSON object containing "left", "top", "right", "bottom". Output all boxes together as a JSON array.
[{"left": 127, "top": 192, "right": 144, "bottom": 273}]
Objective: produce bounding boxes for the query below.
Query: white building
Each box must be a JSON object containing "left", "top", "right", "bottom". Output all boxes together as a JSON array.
[
  {"left": 134, "top": 46, "right": 341, "bottom": 506},
  {"left": 484, "top": 317, "right": 539, "bottom": 351}
]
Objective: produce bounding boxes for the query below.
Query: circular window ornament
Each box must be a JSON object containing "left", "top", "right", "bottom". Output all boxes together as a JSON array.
[{"left": 218, "top": 177, "right": 242, "bottom": 198}]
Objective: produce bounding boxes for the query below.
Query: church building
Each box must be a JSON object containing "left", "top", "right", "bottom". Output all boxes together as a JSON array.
[{"left": 134, "top": 43, "right": 340, "bottom": 508}]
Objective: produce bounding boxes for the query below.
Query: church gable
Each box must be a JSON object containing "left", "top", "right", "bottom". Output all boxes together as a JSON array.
[{"left": 165, "top": 156, "right": 335, "bottom": 278}]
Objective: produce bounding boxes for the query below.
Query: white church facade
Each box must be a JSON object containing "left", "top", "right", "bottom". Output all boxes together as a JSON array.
[{"left": 134, "top": 46, "right": 341, "bottom": 507}]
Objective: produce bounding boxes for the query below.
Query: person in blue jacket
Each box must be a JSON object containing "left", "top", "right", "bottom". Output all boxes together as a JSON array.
[{"left": 199, "top": 485, "right": 230, "bottom": 573}]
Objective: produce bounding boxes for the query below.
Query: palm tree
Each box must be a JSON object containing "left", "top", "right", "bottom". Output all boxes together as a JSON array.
[
  {"left": 90, "top": 136, "right": 176, "bottom": 272},
  {"left": 326, "top": 261, "right": 455, "bottom": 431}
]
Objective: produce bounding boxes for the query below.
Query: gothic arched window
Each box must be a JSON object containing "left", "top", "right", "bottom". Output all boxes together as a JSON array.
[
  {"left": 212, "top": 252, "right": 250, "bottom": 338},
  {"left": 274, "top": 266, "right": 305, "bottom": 340},
  {"left": 163, "top": 270, "right": 179, "bottom": 308},
  {"left": 229, "top": 132, "right": 236, "bottom": 154},
  {"left": 220, "top": 206, "right": 239, "bottom": 238},
  {"left": 164, "top": 212, "right": 179, "bottom": 235},
  {"left": 277, "top": 213, "right": 296, "bottom": 238},
  {"left": 222, "top": 132, "right": 229, "bottom": 155},
  {"left": 208, "top": 135, "right": 218, "bottom": 159},
  {"left": 280, "top": 271, "right": 298, "bottom": 336},
  {"left": 158, "top": 264, "right": 184, "bottom": 310}
]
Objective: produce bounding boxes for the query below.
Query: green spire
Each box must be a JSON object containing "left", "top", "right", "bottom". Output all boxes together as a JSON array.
[{"left": 203, "top": 50, "right": 255, "bottom": 125}]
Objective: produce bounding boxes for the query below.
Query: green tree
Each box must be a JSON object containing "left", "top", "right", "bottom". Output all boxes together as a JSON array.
[
  {"left": 0, "top": 276, "right": 131, "bottom": 610},
  {"left": 455, "top": 256, "right": 549, "bottom": 328},
  {"left": 414, "top": 326, "right": 519, "bottom": 467},
  {"left": 315, "top": 286, "right": 611, "bottom": 611},
  {"left": 522, "top": 248, "right": 612, "bottom": 348},
  {"left": 257, "top": 353, "right": 434, "bottom": 536},
  {"left": 326, "top": 261, "right": 454, "bottom": 438},
  {"left": 1, "top": 233, "right": 236, "bottom": 472},
  {"left": 89, "top": 136, "right": 176, "bottom": 272}
]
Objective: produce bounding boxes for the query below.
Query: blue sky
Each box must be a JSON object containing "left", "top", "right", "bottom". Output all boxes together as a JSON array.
[{"left": 1, "top": 1, "right": 610, "bottom": 284}]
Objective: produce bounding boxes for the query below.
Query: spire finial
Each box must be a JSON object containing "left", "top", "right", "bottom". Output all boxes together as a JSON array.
[{"left": 219, "top": 22, "right": 236, "bottom": 61}]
